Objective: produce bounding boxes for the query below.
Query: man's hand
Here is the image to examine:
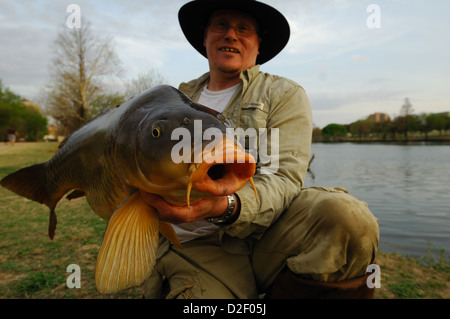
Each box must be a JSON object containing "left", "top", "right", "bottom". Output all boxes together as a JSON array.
[{"left": 140, "top": 191, "right": 229, "bottom": 224}]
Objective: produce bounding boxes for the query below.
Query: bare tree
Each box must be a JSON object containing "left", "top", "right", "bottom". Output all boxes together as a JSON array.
[
  {"left": 400, "top": 98, "right": 414, "bottom": 117},
  {"left": 398, "top": 98, "right": 414, "bottom": 139},
  {"left": 124, "top": 69, "right": 168, "bottom": 100},
  {"left": 46, "top": 22, "right": 123, "bottom": 134}
]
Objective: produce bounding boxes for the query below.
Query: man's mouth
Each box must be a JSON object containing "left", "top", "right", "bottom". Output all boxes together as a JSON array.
[{"left": 219, "top": 47, "right": 239, "bottom": 53}]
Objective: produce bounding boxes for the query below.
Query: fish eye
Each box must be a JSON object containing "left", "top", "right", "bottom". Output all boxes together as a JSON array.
[{"left": 151, "top": 127, "right": 161, "bottom": 138}]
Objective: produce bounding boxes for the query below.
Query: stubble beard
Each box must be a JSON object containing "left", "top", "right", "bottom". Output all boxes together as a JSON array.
[{"left": 217, "top": 63, "right": 241, "bottom": 77}]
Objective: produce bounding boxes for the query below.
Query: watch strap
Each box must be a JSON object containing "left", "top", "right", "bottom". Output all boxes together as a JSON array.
[{"left": 206, "top": 194, "right": 236, "bottom": 225}]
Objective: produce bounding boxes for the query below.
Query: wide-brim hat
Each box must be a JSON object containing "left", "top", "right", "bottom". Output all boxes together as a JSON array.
[{"left": 178, "top": 0, "right": 290, "bottom": 65}]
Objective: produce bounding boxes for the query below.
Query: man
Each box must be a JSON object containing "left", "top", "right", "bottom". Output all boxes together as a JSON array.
[
  {"left": 142, "top": 0, "right": 379, "bottom": 298},
  {"left": 7, "top": 126, "right": 18, "bottom": 145}
]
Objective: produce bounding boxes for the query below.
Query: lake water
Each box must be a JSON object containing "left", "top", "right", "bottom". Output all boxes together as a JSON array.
[{"left": 304, "top": 142, "right": 450, "bottom": 259}]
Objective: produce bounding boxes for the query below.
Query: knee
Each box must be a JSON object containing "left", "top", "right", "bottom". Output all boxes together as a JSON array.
[
  {"left": 312, "top": 192, "right": 379, "bottom": 277},
  {"left": 314, "top": 192, "right": 378, "bottom": 241}
]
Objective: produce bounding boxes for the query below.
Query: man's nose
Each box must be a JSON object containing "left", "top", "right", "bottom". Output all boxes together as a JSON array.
[{"left": 223, "top": 27, "right": 238, "bottom": 41}]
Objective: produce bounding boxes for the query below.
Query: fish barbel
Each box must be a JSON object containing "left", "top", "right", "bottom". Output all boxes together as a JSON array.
[{"left": 0, "top": 85, "right": 257, "bottom": 294}]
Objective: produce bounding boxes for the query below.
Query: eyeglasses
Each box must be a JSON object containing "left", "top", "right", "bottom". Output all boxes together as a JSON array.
[{"left": 208, "top": 21, "right": 258, "bottom": 37}]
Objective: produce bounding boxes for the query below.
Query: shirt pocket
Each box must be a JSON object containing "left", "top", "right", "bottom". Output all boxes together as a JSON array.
[{"left": 239, "top": 102, "right": 268, "bottom": 129}]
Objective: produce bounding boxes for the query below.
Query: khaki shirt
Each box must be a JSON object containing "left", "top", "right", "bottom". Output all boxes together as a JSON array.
[{"left": 179, "top": 65, "right": 312, "bottom": 240}]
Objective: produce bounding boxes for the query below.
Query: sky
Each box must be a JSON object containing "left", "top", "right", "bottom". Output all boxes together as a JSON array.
[{"left": 1, "top": 0, "right": 449, "bottom": 128}]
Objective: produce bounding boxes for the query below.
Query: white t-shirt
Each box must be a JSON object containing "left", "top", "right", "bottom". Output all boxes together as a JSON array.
[
  {"left": 171, "top": 83, "right": 241, "bottom": 243},
  {"left": 198, "top": 83, "right": 241, "bottom": 113}
]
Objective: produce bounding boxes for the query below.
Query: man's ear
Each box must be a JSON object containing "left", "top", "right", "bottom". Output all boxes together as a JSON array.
[
  {"left": 257, "top": 37, "right": 262, "bottom": 55},
  {"left": 203, "top": 28, "right": 208, "bottom": 47}
]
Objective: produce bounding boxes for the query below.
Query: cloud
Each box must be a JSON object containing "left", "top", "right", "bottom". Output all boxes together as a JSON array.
[
  {"left": 0, "top": 25, "right": 56, "bottom": 96},
  {"left": 271, "top": 0, "right": 413, "bottom": 69},
  {"left": 307, "top": 86, "right": 410, "bottom": 128},
  {"left": 0, "top": 0, "right": 449, "bottom": 131},
  {"left": 351, "top": 54, "right": 370, "bottom": 63},
  {"left": 0, "top": 0, "right": 189, "bottom": 98}
]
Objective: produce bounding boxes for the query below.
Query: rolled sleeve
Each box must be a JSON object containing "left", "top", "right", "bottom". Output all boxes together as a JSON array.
[{"left": 224, "top": 83, "right": 312, "bottom": 239}]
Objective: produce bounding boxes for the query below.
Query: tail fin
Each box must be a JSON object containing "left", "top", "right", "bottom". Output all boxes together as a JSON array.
[
  {"left": 1, "top": 163, "right": 57, "bottom": 239},
  {"left": 1, "top": 163, "right": 51, "bottom": 205}
]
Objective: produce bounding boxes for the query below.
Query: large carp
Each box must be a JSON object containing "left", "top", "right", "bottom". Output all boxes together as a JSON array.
[{"left": 0, "top": 85, "right": 256, "bottom": 294}]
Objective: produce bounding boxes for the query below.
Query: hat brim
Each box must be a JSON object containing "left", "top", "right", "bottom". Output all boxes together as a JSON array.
[{"left": 178, "top": 0, "right": 290, "bottom": 65}]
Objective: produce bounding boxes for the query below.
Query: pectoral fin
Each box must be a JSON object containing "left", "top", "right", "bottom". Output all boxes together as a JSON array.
[
  {"left": 95, "top": 192, "right": 159, "bottom": 294},
  {"left": 159, "top": 221, "right": 182, "bottom": 249}
]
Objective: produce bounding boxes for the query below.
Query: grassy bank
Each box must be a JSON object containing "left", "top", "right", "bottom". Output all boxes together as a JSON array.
[{"left": 0, "top": 142, "right": 448, "bottom": 299}]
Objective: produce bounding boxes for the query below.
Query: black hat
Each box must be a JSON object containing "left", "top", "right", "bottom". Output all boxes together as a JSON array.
[{"left": 178, "top": 0, "right": 290, "bottom": 65}]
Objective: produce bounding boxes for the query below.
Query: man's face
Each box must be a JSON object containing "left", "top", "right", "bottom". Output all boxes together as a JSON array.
[{"left": 204, "top": 10, "right": 261, "bottom": 77}]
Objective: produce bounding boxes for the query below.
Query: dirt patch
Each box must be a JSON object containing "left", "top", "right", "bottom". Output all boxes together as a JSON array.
[{"left": 0, "top": 273, "right": 26, "bottom": 286}]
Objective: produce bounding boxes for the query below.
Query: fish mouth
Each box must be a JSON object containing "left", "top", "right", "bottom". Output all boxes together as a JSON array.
[{"left": 186, "top": 137, "right": 256, "bottom": 207}]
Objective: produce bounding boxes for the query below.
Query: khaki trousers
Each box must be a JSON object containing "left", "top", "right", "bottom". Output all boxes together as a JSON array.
[{"left": 143, "top": 186, "right": 379, "bottom": 299}]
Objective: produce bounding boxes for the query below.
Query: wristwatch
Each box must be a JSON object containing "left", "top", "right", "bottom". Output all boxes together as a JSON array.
[{"left": 206, "top": 194, "right": 236, "bottom": 225}]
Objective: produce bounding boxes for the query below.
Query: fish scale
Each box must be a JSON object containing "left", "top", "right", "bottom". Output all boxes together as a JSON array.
[{"left": 1, "top": 85, "right": 256, "bottom": 293}]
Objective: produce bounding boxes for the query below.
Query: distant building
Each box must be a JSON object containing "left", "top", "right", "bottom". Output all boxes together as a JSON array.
[
  {"left": 367, "top": 113, "right": 390, "bottom": 123},
  {"left": 48, "top": 125, "right": 58, "bottom": 136}
]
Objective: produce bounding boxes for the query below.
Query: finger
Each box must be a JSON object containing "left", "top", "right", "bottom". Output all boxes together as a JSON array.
[{"left": 139, "top": 191, "right": 198, "bottom": 223}]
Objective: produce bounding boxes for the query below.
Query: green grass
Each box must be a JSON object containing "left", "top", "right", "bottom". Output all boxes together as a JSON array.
[
  {"left": 0, "top": 142, "right": 142, "bottom": 299},
  {"left": 375, "top": 251, "right": 449, "bottom": 299},
  {"left": 0, "top": 142, "right": 448, "bottom": 299}
]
